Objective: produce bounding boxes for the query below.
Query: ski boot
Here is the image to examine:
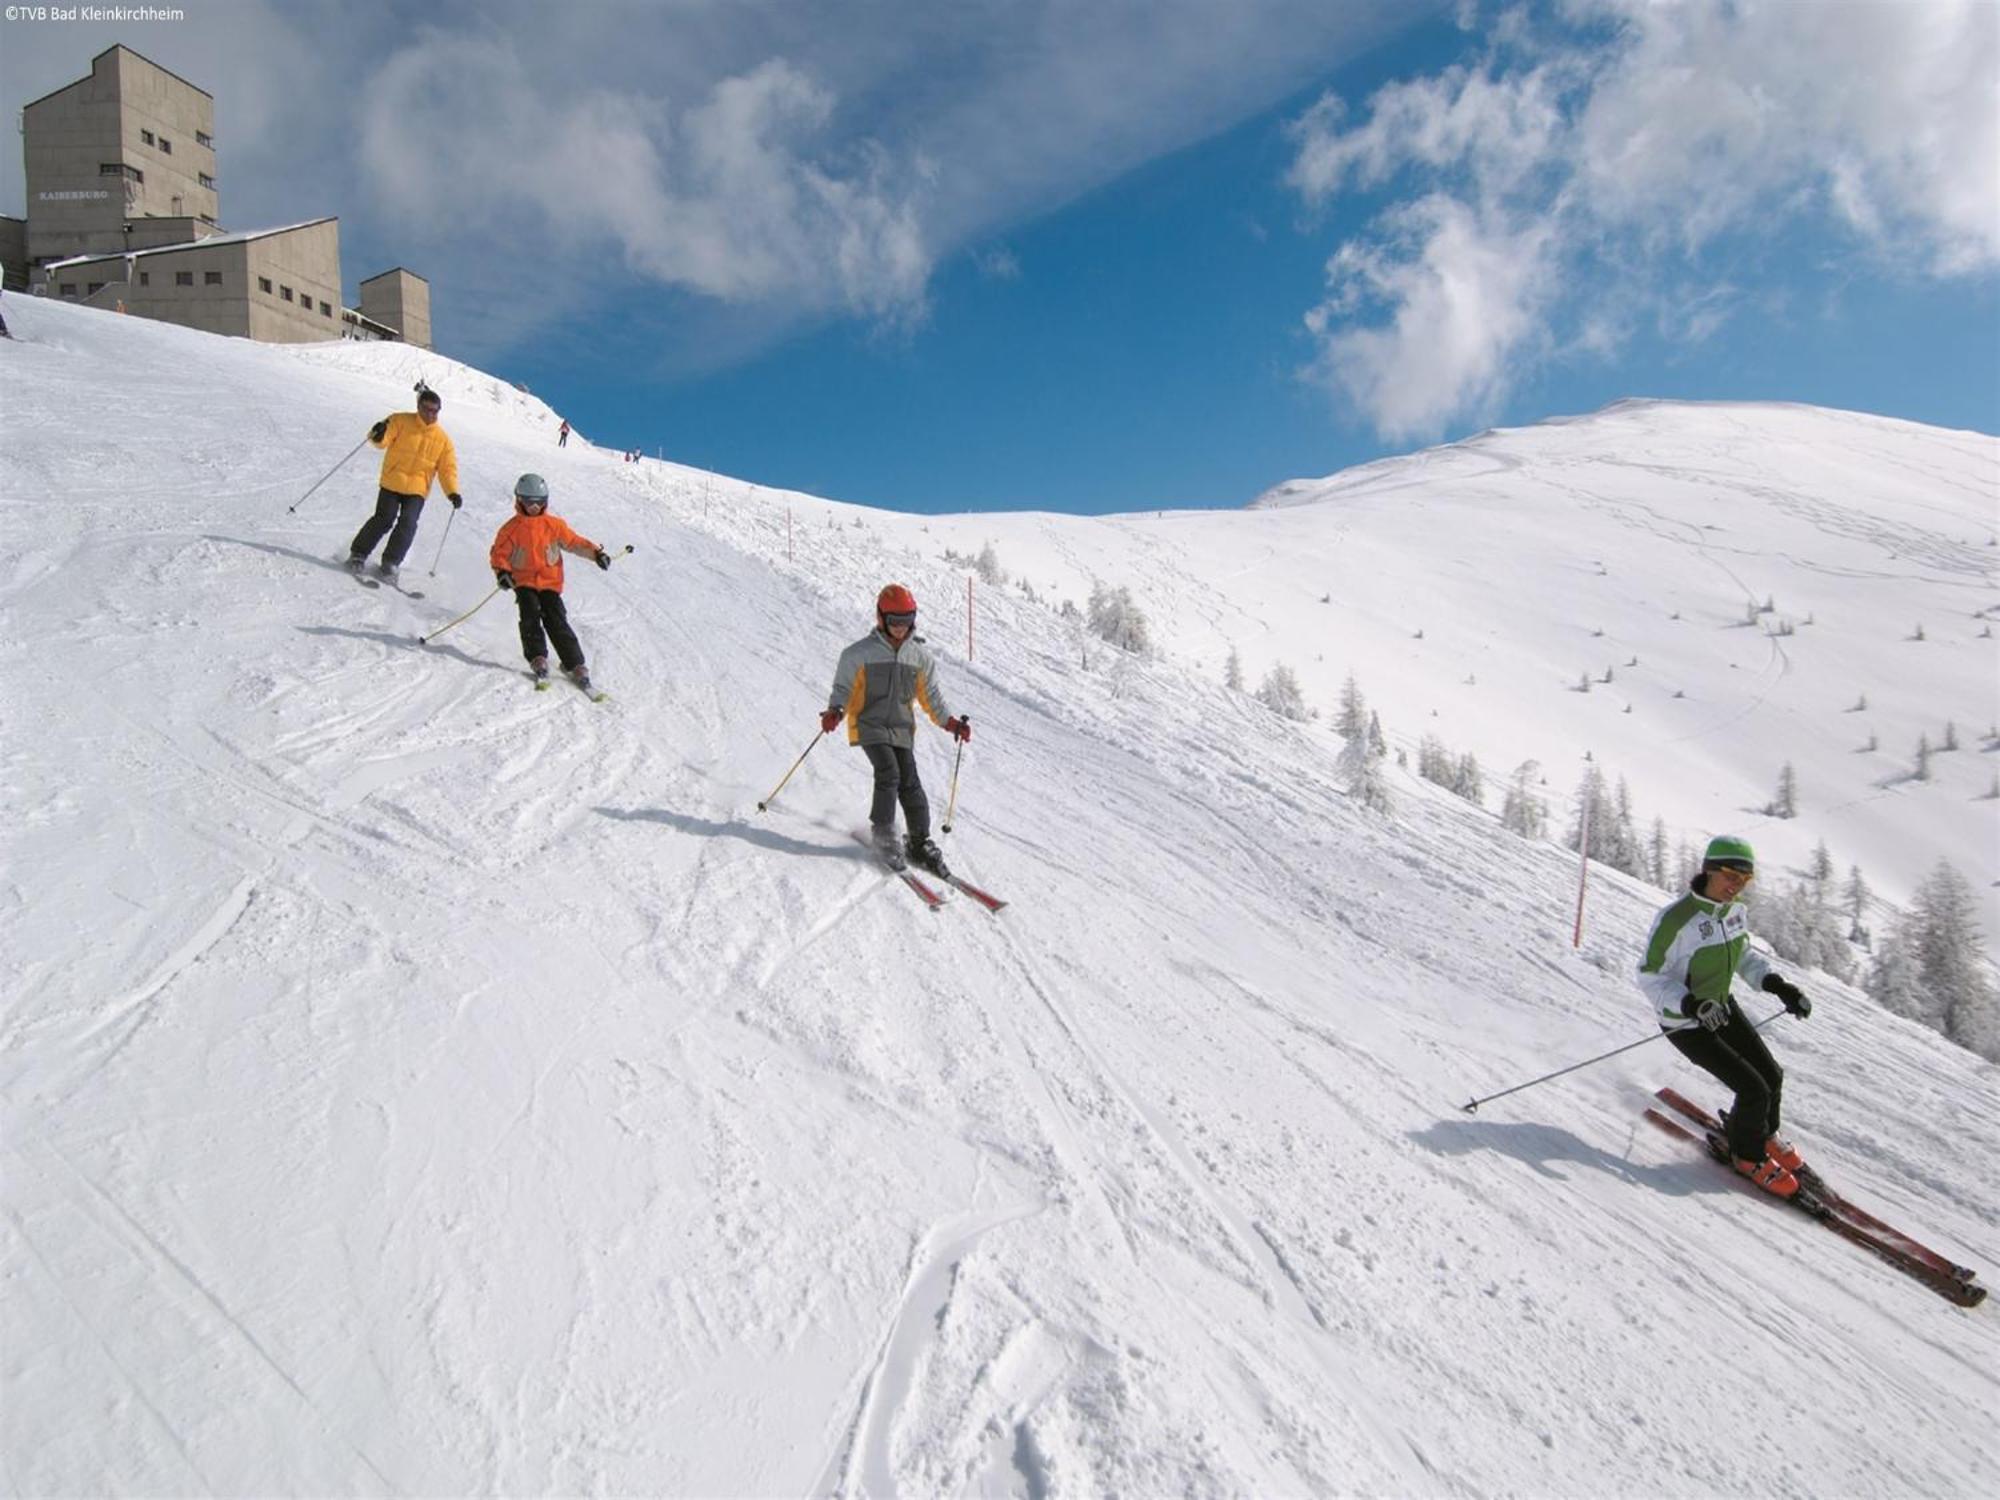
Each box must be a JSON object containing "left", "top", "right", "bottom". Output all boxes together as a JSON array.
[
  {"left": 375, "top": 561, "right": 400, "bottom": 585},
  {"left": 907, "top": 836, "right": 951, "bottom": 880},
  {"left": 565, "top": 663, "right": 593, "bottom": 692},
  {"left": 1764, "top": 1135, "right": 1804, "bottom": 1172},
  {"left": 871, "top": 824, "right": 907, "bottom": 870},
  {"left": 1732, "top": 1153, "right": 1800, "bottom": 1199},
  {"left": 345, "top": 553, "right": 367, "bottom": 576},
  {"left": 530, "top": 655, "right": 551, "bottom": 686}
]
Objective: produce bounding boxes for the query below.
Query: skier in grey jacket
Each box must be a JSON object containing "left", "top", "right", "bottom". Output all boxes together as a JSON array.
[
  {"left": 1636, "top": 834, "right": 1813, "bottom": 1196},
  {"left": 821, "top": 583, "right": 972, "bottom": 876}
]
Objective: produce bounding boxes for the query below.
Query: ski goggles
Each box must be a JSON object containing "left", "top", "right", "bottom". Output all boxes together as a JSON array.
[
  {"left": 881, "top": 611, "right": 916, "bottom": 628},
  {"left": 1705, "top": 859, "right": 1755, "bottom": 878}
]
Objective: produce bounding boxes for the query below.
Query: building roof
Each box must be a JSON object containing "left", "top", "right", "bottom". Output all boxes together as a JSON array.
[
  {"left": 21, "top": 44, "right": 214, "bottom": 115},
  {"left": 44, "top": 217, "right": 338, "bottom": 272},
  {"left": 359, "top": 266, "right": 430, "bottom": 287}
]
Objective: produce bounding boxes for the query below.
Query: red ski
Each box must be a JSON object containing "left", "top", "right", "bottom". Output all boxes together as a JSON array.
[
  {"left": 1656, "top": 1087, "right": 1982, "bottom": 1289},
  {"left": 851, "top": 832, "right": 945, "bottom": 909},
  {"left": 1646, "top": 1091, "right": 1984, "bottom": 1308},
  {"left": 943, "top": 874, "right": 1007, "bottom": 912}
]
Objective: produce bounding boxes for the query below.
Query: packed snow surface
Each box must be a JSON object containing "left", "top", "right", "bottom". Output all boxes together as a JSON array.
[{"left": 2, "top": 296, "right": 1996, "bottom": 1497}]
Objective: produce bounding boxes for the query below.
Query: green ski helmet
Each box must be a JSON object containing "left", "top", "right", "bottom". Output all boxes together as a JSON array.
[{"left": 1702, "top": 834, "right": 1756, "bottom": 872}]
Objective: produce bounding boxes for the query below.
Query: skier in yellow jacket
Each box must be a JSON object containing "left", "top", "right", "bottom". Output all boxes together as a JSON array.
[{"left": 346, "top": 385, "right": 462, "bottom": 585}]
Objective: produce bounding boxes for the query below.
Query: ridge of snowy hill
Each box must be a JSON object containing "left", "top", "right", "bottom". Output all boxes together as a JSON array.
[
  {"left": 921, "top": 398, "right": 2000, "bottom": 956},
  {"left": 2, "top": 296, "right": 1996, "bottom": 1498}
]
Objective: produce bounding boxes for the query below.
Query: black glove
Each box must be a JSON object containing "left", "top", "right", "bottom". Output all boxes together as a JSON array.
[
  {"left": 369, "top": 420, "right": 388, "bottom": 443},
  {"left": 448, "top": 492, "right": 463, "bottom": 510},
  {"left": 1690, "top": 996, "right": 1729, "bottom": 1032},
  {"left": 595, "top": 549, "right": 611, "bottom": 570},
  {"left": 495, "top": 570, "right": 513, "bottom": 591},
  {"left": 1763, "top": 974, "right": 1811, "bottom": 1019}
]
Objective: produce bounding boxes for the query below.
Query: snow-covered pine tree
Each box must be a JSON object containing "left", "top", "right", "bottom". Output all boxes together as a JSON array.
[
  {"left": 1501, "top": 760, "right": 1546, "bottom": 840},
  {"left": 1769, "top": 762, "right": 1798, "bottom": 818},
  {"left": 1338, "top": 716, "right": 1394, "bottom": 814},
  {"left": 1223, "top": 646, "right": 1243, "bottom": 692},
  {"left": 1648, "top": 817, "right": 1670, "bottom": 890},
  {"left": 1909, "top": 862, "right": 1999, "bottom": 1060},
  {"left": 1256, "top": 663, "right": 1307, "bottom": 721},
  {"left": 1086, "top": 581, "right": 1153, "bottom": 656},
  {"left": 1452, "top": 751, "right": 1482, "bottom": 807},
  {"left": 1336, "top": 673, "right": 1366, "bottom": 738},
  {"left": 1844, "top": 864, "right": 1872, "bottom": 946}
]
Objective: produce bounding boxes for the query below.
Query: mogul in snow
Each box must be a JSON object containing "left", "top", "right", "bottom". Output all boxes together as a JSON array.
[
  {"left": 489, "top": 473, "right": 613, "bottom": 692},
  {"left": 346, "top": 384, "right": 462, "bottom": 586},
  {"left": 822, "top": 584, "right": 972, "bottom": 878},
  {"left": 1637, "top": 835, "right": 1814, "bottom": 1196}
]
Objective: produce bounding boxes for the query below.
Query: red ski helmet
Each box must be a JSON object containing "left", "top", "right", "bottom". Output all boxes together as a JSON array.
[{"left": 876, "top": 584, "right": 917, "bottom": 621}]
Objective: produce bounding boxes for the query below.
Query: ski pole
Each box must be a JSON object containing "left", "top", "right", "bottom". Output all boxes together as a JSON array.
[
  {"left": 1459, "top": 1008, "right": 1784, "bottom": 1114},
  {"left": 286, "top": 436, "right": 369, "bottom": 514},
  {"left": 415, "top": 585, "right": 501, "bottom": 646},
  {"left": 941, "top": 716, "right": 968, "bottom": 835},
  {"left": 756, "top": 728, "right": 828, "bottom": 813},
  {"left": 427, "top": 502, "right": 458, "bottom": 576}
]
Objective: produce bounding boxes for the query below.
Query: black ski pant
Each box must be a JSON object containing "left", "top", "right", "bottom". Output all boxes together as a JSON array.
[
  {"left": 862, "top": 742, "right": 929, "bottom": 843},
  {"left": 349, "top": 488, "right": 426, "bottom": 567},
  {"left": 514, "top": 587, "right": 584, "bottom": 672},
  {"left": 1667, "top": 1002, "right": 1783, "bottom": 1161}
]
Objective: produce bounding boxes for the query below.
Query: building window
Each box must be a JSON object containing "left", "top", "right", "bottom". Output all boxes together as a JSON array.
[
  {"left": 159, "top": 138, "right": 172, "bottom": 155},
  {"left": 259, "top": 276, "right": 272, "bottom": 293},
  {"left": 141, "top": 129, "right": 155, "bottom": 146},
  {"left": 88, "top": 281, "right": 104, "bottom": 295},
  {"left": 196, "top": 130, "right": 213, "bottom": 148},
  {"left": 100, "top": 163, "right": 142, "bottom": 181},
  {"left": 139, "top": 271, "right": 150, "bottom": 286},
  {"left": 199, "top": 173, "right": 215, "bottom": 190},
  {"left": 280, "top": 285, "right": 293, "bottom": 302},
  {"left": 175, "top": 271, "right": 193, "bottom": 286},
  {"left": 319, "top": 300, "right": 332, "bottom": 316},
  {"left": 205, "top": 271, "right": 223, "bottom": 286},
  {"left": 60, "top": 283, "right": 77, "bottom": 297}
]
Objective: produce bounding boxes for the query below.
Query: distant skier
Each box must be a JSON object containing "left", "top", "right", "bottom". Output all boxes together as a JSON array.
[
  {"left": 822, "top": 583, "right": 971, "bottom": 876},
  {"left": 557, "top": 420, "right": 569, "bottom": 448},
  {"left": 1636, "top": 835, "right": 1814, "bottom": 1196},
  {"left": 347, "top": 385, "right": 462, "bottom": 585},
  {"left": 490, "top": 473, "right": 612, "bottom": 690}
]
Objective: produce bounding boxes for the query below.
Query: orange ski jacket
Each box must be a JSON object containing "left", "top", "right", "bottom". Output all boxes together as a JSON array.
[{"left": 490, "top": 511, "right": 600, "bottom": 592}]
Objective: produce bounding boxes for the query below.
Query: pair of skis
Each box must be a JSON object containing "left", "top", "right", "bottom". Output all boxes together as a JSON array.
[
  {"left": 530, "top": 669, "right": 608, "bottom": 703},
  {"left": 851, "top": 832, "right": 1007, "bottom": 913},
  {"left": 343, "top": 559, "right": 425, "bottom": 598},
  {"left": 1645, "top": 1087, "right": 1984, "bottom": 1308}
]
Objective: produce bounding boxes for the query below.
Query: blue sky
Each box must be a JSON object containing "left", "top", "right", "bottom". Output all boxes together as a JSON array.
[{"left": 4, "top": 2, "right": 1995, "bottom": 513}]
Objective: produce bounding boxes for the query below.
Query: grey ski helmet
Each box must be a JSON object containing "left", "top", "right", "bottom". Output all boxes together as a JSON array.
[{"left": 514, "top": 473, "right": 550, "bottom": 502}]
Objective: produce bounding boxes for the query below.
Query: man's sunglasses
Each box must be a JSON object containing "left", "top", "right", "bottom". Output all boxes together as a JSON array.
[
  {"left": 1707, "top": 860, "right": 1755, "bottom": 878},
  {"left": 882, "top": 611, "right": 916, "bottom": 628}
]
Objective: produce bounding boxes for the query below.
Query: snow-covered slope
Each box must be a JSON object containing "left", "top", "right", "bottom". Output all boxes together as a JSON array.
[{"left": 2, "top": 297, "right": 1995, "bottom": 1497}]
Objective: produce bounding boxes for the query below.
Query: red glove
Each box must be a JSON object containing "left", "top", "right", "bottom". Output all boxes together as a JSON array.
[
  {"left": 820, "top": 708, "right": 843, "bottom": 734},
  {"left": 945, "top": 716, "right": 972, "bottom": 743}
]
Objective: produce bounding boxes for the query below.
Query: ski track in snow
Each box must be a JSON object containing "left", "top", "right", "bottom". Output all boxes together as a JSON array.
[{"left": 2, "top": 298, "right": 1996, "bottom": 1497}]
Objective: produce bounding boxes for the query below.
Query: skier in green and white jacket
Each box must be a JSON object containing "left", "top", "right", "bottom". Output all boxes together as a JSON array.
[{"left": 1636, "top": 835, "right": 1813, "bottom": 1197}]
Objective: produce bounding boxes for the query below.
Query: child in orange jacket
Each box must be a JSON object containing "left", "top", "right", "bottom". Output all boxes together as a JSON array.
[{"left": 489, "top": 473, "right": 611, "bottom": 689}]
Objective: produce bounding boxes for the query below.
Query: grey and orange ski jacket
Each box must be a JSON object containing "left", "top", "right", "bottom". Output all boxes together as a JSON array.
[{"left": 827, "top": 629, "right": 953, "bottom": 749}]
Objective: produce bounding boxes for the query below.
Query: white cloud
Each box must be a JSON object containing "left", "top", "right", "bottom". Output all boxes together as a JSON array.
[
  {"left": 357, "top": 39, "right": 930, "bottom": 320},
  {"left": 1288, "top": 0, "right": 2000, "bottom": 438},
  {"left": 1305, "top": 195, "right": 1552, "bottom": 439}
]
